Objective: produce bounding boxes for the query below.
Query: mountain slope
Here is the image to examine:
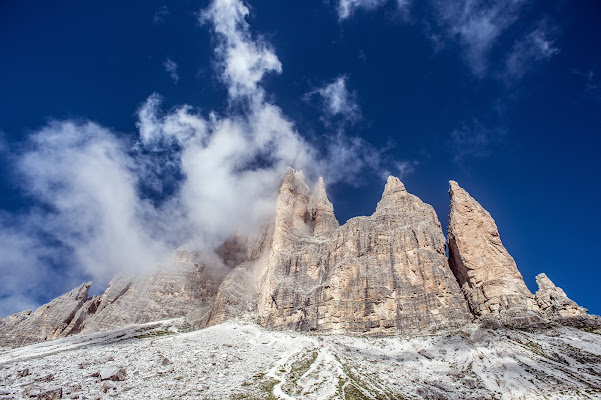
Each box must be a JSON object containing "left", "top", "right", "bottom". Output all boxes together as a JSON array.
[{"left": 1, "top": 320, "right": 601, "bottom": 399}]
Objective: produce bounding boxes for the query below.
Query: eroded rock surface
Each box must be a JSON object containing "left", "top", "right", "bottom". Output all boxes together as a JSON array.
[
  {"left": 3, "top": 170, "right": 599, "bottom": 346},
  {"left": 0, "top": 283, "right": 91, "bottom": 347},
  {"left": 447, "top": 181, "right": 545, "bottom": 327},
  {"left": 535, "top": 273, "right": 601, "bottom": 328},
  {"left": 257, "top": 170, "right": 471, "bottom": 335}
]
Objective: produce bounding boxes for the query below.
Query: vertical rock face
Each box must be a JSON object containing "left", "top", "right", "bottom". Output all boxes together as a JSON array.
[
  {"left": 447, "top": 181, "right": 545, "bottom": 327},
  {"left": 5, "top": 169, "right": 600, "bottom": 347},
  {"left": 257, "top": 172, "right": 471, "bottom": 335},
  {"left": 0, "top": 283, "right": 91, "bottom": 347}
]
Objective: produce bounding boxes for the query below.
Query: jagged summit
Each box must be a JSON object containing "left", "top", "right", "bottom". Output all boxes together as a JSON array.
[{"left": 1, "top": 170, "right": 599, "bottom": 348}]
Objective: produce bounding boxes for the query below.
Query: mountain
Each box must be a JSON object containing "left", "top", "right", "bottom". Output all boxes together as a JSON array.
[{"left": 2, "top": 169, "right": 599, "bottom": 347}]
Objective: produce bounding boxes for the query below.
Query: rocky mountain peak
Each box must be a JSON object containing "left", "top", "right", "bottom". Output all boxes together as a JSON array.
[
  {"left": 383, "top": 175, "right": 407, "bottom": 195},
  {"left": 447, "top": 180, "right": 545, "bottom": 327},
  {"left": 374, "top": 176, "right": 410, "bottom": 215}
]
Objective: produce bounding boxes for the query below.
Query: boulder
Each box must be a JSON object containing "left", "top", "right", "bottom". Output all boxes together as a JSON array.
[{"left": 99, "top": 367, "right": 127, "bottom": 381}]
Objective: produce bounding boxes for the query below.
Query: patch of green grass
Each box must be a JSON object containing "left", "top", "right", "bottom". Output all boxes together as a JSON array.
[
  {"left": 231, "top": 377, "right": 279, "bottom": 400},
  {"left": 134, "top": 329, "right": 176, "bottom": 339}
]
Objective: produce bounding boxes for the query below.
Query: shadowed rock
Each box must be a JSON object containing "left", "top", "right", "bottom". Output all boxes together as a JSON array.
[{"left": 77, "top": 248, "right": 225, "bottom": 334}]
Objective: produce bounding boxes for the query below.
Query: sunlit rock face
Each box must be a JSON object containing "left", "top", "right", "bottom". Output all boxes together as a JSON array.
[
  {"left": 447, "top": 181, "right": 546, "bottom": 328},
  {"left": 257, "top": 170, "right": 471, "bottom": 335}
]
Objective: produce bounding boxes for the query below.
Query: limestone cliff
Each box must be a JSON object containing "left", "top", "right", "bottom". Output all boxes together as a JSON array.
[
  {"left": 447, "top": 181, "right": 545, "bottom": 327},
  {"left": 205, "top": 225, "right": 273, "bottom": 327},
  {"left": 257, "top": 171, "right": 472, "bottom": 335},
  {"left": 0, "top": 249, "right": 226, "bottom": 347}
]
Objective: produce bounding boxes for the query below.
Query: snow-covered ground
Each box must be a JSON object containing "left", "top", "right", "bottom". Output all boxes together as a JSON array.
[{"left": 1, "top": 319, "right": 601, "bottom": 399}]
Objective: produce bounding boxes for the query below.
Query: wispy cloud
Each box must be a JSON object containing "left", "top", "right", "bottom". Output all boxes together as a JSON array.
[
  {"left": 153, "top": 5, "right": 169, "bottom": 24},
  {"left": 505, "top": 22, "right": 559, "bottom": 81},
  {"left": 393, "top": 160, "right": 419, "bottom": 180},
  {"left": 0, "top": 0, "right": 398, "bottom": 317},
  {"left": 200, "top": 0, "right": 282, "bottom": 101},
  {"left": 336, "top": 0, "right": 411, "bottom": 21},
  {"left": 164, "top": 59, "right": 180, "bottom": 84},
  {"left": 449, "top": 119, "right": 506, "bottom": 164},
  {"left": 306, "top": 75, "right": 361, "bottom": 126},
  {"left": 337, "top": 0, "right": 388, "bottom": 20},
  {"left": 573, "top": 67, "right": 601, "bottom": 102},
  {"left": 431, "top": 0, "right": 527, "bottom": 76}
]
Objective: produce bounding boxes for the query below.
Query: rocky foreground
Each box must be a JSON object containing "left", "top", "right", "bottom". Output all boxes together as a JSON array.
[{"left": 1, "top": 319, "right": 601, "bottom": 400}]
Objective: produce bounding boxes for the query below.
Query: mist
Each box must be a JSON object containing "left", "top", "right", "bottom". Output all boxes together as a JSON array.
[{"left": 0, "top": 0, "right": 397, "bottom": 317}]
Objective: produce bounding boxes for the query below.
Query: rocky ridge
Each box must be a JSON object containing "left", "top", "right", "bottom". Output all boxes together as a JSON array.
[{"left": 1, "top": 169, "right": 599, "bottom": 348}]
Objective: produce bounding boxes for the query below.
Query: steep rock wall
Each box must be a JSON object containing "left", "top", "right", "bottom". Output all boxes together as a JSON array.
[{"left": 257, "top": 170, "right": 472, "bottom": 334}]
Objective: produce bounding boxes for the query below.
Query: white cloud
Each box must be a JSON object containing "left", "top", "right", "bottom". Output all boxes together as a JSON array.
[
  {"left": 394, "top": 160, "right": 418, "bottom": 180},
  {"left": 337, "top": 0, "right": 387, "bottom": 20},
  {"left": 0, "top": 0, "right": 399, "bottom": 316},
  {"left": 506, "top": 23, "right": 559, "bottom": 80},
  {"left": 307, "top": 75, "right": 361, "bottom": 125},
  {"left": 336, "top": 0, "right": 411, "bottom": 20},
  {"left": 431, "top": 0, "right": 527, "bottom": 76},
  {"left": 15, "top": 122, "right": 171, "bottom": 284},
  {"left": 200, "top": 0, "right": 282, "bottom": 101},
  {"left": 163, "top": 59, "right": 179, "bottom": 84}
]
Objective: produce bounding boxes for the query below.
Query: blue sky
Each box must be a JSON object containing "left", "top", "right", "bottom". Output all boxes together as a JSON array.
[{"left": 1, "top": 0, "right": 600, "bottom": 317}]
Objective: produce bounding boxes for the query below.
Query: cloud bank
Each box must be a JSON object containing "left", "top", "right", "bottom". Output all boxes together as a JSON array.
[{"left": 0, "top": 0, "right": 394, "bottom": 317}]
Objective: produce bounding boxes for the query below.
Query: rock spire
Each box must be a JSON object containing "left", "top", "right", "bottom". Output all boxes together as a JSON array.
[{"left": 447, "top": 181, "right": 545, "bottom": 327}]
